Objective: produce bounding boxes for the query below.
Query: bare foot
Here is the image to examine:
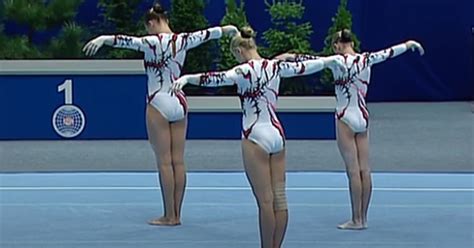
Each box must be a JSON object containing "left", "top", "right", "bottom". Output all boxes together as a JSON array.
[
  {"left": 337, "top": 220, "right": 364, "bottom": 230},
  {"left": 148, "top": 217, "right": 180, "bottom": 226}
]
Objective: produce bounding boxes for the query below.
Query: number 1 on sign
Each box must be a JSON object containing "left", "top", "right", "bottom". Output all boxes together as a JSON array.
[{"left": 58, "top": 79, "right": 73, "bottom": 105}]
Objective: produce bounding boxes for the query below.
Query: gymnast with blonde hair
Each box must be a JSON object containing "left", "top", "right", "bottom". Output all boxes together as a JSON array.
[{"left": 172, "top": 26, "right": 346, "bottom": 247}]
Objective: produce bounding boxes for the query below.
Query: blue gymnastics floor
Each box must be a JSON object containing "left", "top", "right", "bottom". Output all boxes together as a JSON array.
[{"left": 1, "top": 172, "right": 473, "bottom": 248}]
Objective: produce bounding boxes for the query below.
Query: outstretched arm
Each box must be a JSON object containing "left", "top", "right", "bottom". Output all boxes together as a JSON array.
[
  {"left": 279, "top": 55, "right": 346, "bottom": 78},
  {"left": 172, "top": 65, "right": 245, "bottom": 91},
  {"left": 274, "top": 53, "right": 320, "bottom": 62},
  {"left": 367, "top": 40, "right": 424, "bottom": 66},
  {"left": 82, "top": 35, "right": 158, "bottom": 56},
  {"left": 182, "top": 25, "right": 238, "bottom": 50}
]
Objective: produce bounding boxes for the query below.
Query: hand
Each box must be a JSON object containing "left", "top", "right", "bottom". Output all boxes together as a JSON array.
[
  {"left": 222, "top": 25, "right": 239, "bottom": 37},
  {"left": 172, "top": 77, "right": 189, "bottom": 92},
  {"left": 82, "top": 36, "right": 106, "bottom": 56},
  {"left": 274, "top": 53, "right": 295, "bottom": 61},
  {"left": 406, "top": 40, "right": 425, "bottom": 56}
]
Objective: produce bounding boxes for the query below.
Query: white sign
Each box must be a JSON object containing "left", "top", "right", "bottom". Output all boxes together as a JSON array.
[{"left": 52, "top": 79, "right": 86, "bottom": 138}]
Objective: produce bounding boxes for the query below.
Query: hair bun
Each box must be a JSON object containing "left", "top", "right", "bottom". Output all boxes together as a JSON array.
[
  {"left": 152, "top": 3, "right": 166, "bottom": 14},
  {"left": 240, "top": 26, "right": 256, "bottom": 39},
  {"left": 340, "top": 29, "right": 353, "bottom": 43}
]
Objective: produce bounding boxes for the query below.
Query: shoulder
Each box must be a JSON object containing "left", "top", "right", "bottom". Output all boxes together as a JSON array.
[
  {"left": 139, "top": 35, "right": 164, "bottom": 44},
  {"left": 331, "top": 54, "right": 346, "bottom": 63},
  {"left": 235, "top": 61, "right": 253, "bottom": 71}
]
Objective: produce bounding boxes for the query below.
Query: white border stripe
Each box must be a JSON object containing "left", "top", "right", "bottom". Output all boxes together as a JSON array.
[
  {"left": 1, "top": 186, "right": 473, "bottom": 192},
  {"left": 0, "top": 240, "right": 432, "bottom": 245},
  {"left": 1, "top": 203, "right": 471, "bottom": 208}
]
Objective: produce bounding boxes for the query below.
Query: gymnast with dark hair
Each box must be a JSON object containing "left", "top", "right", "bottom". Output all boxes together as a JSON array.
[
  {"left": 82, "top": 3, "right": 238, "bottom": 226},
  {"left": 278, "top": 29, "right": 424, "bottom": 230}
]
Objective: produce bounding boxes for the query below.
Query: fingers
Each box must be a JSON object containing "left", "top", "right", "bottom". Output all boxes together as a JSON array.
[
  {"left": 407, "top": 41, "right": 424, "bottom": 56},
  {"left": 275, "top": 53, "right": 291, "bottom": 61},
  {"left": 172, "top": 83, "right": 178, "bottom": 92},
  {"left": 230, "top": 26, "right": 239, "bottom": 36},
  {"left": 171, "top": 82, "right": 184, "bottom": 92},
  {"left": 83, "top": 42, "right": 98, "bottom": 56},
  {"left": 416, "top": 43, "right": 425, "bottom": 56},
  {"left": 82, "top": 38, "right": 103, "bottom": 56},
  {"left": 82, "top": 42, "right": 94, "bottom": 56},
  {"left": 222, "top": 25, "right": 238, "bottom": 37},
  {"left": 81, "top": 42, "right": 89, "bottom": 53},
  {"left": 92, "top": 43, "right": 101, "bottom": 56},
  {"left": 169, "top": 81, "right": 183, "bottom": 94}
]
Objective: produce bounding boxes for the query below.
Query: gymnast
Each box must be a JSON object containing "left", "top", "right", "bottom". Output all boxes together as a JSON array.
[
  {"left": 172, "top": 26, "right": 346, "bottom": 247},
  {"left": 82, "top": 2, "right": 238, "bottom": 226},
  {"left": 279, "top": 29, "right": 424, "bottom": 230}
]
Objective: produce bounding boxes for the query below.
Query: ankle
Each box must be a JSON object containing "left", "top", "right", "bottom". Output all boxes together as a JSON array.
[{"left": 352, "top": 218, "right": 363, "bottom": 224}]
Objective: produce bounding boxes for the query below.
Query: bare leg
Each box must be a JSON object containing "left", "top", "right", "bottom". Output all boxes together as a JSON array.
[
  {"left": 170, "top": 118, "right": 187, "bottom": 225},
  {"left": 356, "top": 131, "right": 371, "bottom": 229},
  {"left": 146, "top": 105, "right": 177, "bottom": 226},
  {"left": 336, "top": 120, "right": 364, "bottom": 230},
  {"left": 270, "top": 149, "right": 288, "bottom": 248},
  {"left": 242, "top": 139, "right": 275, "bottom": 248}
]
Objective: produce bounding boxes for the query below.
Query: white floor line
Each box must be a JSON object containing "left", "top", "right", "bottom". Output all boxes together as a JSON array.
[
  {"left": 0, "top": 202, "right": 472, "bottom": 208},
  {"left": 0, "top": 186, "right": 473, "bottom": 192}
]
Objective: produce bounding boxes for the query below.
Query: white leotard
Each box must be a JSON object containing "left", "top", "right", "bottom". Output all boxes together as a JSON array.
[
  {"left": 181, "top": 58, "right": 331, "bottom": 153},
  {"left": 296, "top": 44, "right": 408, "bottom": 133},
  {"left": 112, "top": 27, "right": 223, "bottom": 121}
]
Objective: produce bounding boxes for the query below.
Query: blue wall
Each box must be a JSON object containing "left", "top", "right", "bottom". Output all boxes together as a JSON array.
[{"left": 0, "top": 75, "right": 335, "bottom": 140}]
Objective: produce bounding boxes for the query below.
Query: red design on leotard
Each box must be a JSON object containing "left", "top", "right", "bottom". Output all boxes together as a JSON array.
[
  {"left": 171, "top": 34, "right": 178, "bottom": 57},
  {"left": 388, "top": 48, "right": 395, "bottom": 58},
  {"left": 175, "top": 91, "right": 188, "bottom": 115},
  {"left": 147, "top": 90, "right": 159, "bottom": 103},
  {"left": 144, "top": 60, "right": 167, "bottom": 71},
  {"left": 144, "top": 38, "right": 158, "bottom": 57},
  {"left": 243, "top": 121, "right": 257, "bottom": 139},
  {"left": 298, "top": 63, "right": 306, "bottom": 74},
  {"left": 356, "top": 77, "right": 369, "bottom": 86},
  {"left": 190, "top": 58, "right": 327, "bottom": 139},
  {"left": 358, "top": 97, "right": 369, "bottom": 128},
  {"left": 336, "top": 107, "right": 347, "bottom": 120},
  {"left": 269, "top": 108, "right": 285, "bottom": 140},
  {"left": 112, "top": 27, "right": 222, "bottom": 100},
  {"left": 363, "top": 55, "right": 369, "bottom": 67},
  {"left": 262, "top": 59, "right": 268, "bottom": 70}
]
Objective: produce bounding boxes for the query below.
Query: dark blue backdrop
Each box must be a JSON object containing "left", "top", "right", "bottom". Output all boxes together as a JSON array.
[{"left": 78, "top": 0, "right": 473, "bottom": 101}]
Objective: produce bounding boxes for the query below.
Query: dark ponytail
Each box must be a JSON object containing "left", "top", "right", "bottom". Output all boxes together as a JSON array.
[{"left": 145, "top": 2, "right": 168, "bottom": 23}]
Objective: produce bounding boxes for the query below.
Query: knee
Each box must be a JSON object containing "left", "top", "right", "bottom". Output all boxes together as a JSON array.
[
  {"left": 158, "top": 159, "right": 173, "bottom": 171},
  {"left": 273, "top": 183, "right": 288, "bottom": 211},
  {"left": 154, "top": 149, "right": 172, "bottom": 167},
  {"left": 347, "top": 169, "right": 360, "bottom": 179},
  {"left": 256, "top": 190, "right": 274, "bottom": 209},
  {"left": 360, "top": 167, "right": 371, "bottom": 175},
  {"left": 172, "top": 157, "right": 185, "bottom": 168}
]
